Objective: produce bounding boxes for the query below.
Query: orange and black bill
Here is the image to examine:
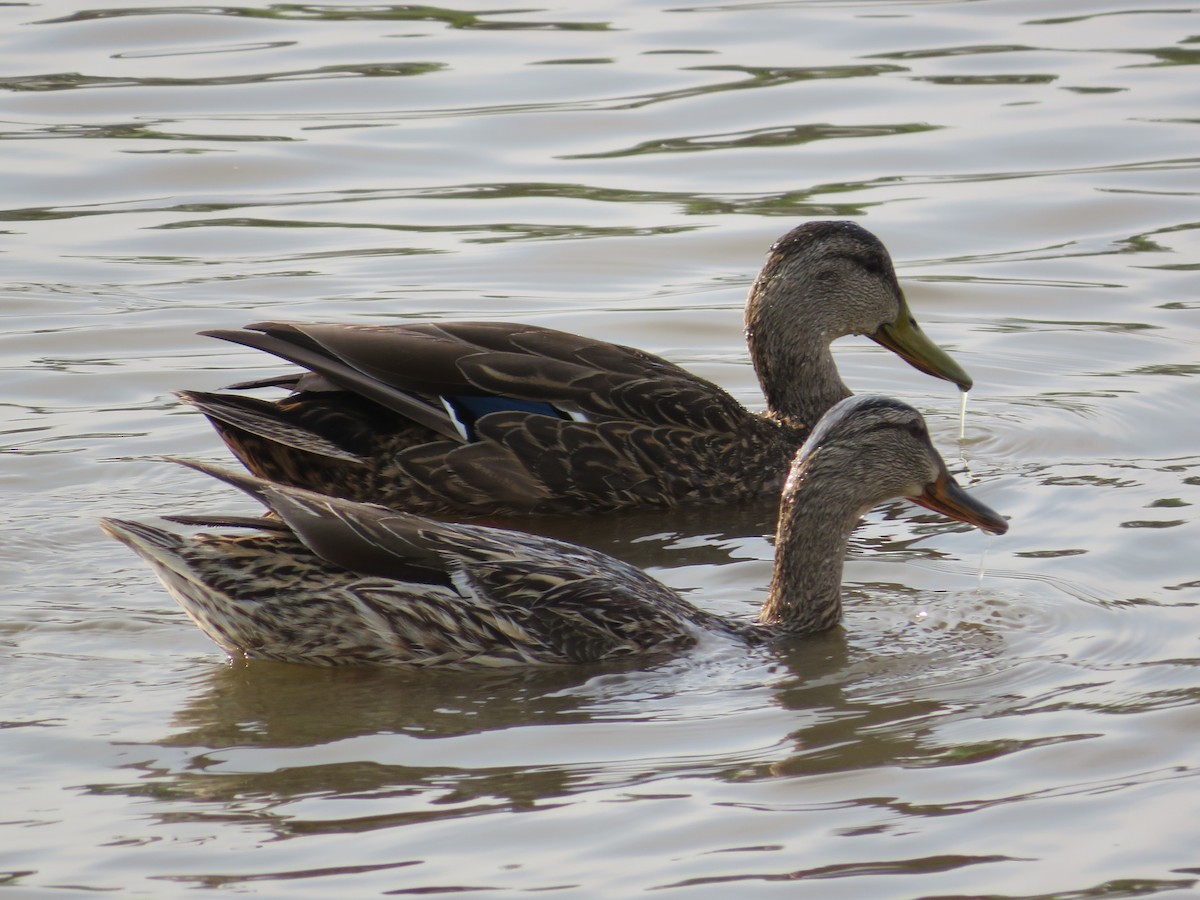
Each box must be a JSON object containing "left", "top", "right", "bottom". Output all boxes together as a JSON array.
[{"left": 911, "top": 469, "right": 1008, "bottom": 535}]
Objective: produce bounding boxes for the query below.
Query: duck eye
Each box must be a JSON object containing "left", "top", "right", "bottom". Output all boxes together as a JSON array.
[
  {"left": 907, "top": 421, "right": 926, "bottom": 439},
  {"left": 861, "top": 254, "right": 886, "bottom": 276}
]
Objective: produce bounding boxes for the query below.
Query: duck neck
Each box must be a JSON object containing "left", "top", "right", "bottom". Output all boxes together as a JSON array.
[
  {"left": 755, "top": 457, "right": 859, "bottom": 635},
  {"left": 745, "top": 274, "right": 852, "bottom": 430}
]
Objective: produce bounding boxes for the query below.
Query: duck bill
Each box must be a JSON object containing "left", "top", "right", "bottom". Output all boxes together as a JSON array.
[
  {"left": 871, "top": 300, "right": 974, "bottom": 392},
  {"left": 911, "top": 469, "right": 1008, "bottom": 535}
]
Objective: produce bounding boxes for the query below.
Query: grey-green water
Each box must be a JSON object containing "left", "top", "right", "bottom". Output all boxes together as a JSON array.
[{"left": 4, "top": 1, "right": 1199, "bottom": 896}]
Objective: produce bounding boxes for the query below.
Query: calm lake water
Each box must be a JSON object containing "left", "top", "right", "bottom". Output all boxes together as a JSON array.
[{"left": 4, "top": 1, "right": 1199, "bottom": 896}]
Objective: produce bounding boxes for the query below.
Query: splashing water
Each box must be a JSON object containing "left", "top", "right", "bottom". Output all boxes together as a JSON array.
[
  {"left": 977, "top": 542, "right": 990, "bottom": 588},
  {"left": 959, "top": 389, "right": 969, "bottom": 440}
]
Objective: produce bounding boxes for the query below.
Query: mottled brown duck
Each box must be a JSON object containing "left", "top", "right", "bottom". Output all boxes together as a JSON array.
[
  {"left": 178, "top": 221, "right": 973, "bottom": 517},
  {"left": 101, "top": 396, "right": 1006, "bottom": 668}
]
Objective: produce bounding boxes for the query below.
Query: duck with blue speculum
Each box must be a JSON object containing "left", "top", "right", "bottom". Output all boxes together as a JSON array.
[
  {"left": 177, "top": 221, "right": 974, "bottom": 517},
  {"left": 101, "top": 395, "right": 1007, "bottom": 668}
]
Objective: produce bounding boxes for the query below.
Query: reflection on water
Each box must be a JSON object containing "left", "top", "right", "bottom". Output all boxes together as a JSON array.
[{"left": 3, "top": 0, "right": 1200, "bottom": 895}]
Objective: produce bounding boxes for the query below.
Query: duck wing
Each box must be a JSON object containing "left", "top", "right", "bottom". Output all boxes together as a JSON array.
[
  {"left": 144, "top": 459, "right": 722, "bottom": 664},
  {"left": 186, "top": 321, "right": 791, "bottom": 514},
  {"left": 204, "top": 320, "right": 751, "bottom": 436}
]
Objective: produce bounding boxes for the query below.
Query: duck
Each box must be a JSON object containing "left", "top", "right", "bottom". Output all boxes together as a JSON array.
[
  {"left": 178, "top": 221, "right": 973, "bottom": 517},
  {"left": 100, "top": 395, "right": 1007, "bottom": 668}
]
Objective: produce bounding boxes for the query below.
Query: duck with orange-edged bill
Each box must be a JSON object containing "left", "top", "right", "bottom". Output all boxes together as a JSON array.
[{"left": 101, "top": 395, "right": 1006, "bottom": 668}]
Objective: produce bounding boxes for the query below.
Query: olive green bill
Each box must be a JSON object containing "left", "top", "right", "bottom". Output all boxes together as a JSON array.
[{"left": 871, "top": 299, "right": 973, "bottom": 392}]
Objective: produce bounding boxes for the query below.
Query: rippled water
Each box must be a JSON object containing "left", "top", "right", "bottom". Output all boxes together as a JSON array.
[{"left": 4, "top": 1, "right": 1199, "bottom": 896}]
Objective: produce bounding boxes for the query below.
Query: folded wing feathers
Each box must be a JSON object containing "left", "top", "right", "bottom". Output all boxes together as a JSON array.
[
  {"left": 208, "top": 325, "right": 464, "bottom": 440},
  {"left": 177, "top": 390, "right": 363, "bottom": 462},
  {"left": 256, "top": 479, "right": 703, "bottom": 662},
  {"left": 191, "top": 320, "right": 771, "bottom": 514},
  {"left": 234, "top": 321, "right": 749, "bottom": 433},
  {"left": 114, "top": 460, "right": 718, "bottom": 665}
]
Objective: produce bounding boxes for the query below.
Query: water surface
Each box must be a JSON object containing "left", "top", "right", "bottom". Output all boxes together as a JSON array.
[{"left": 3, "top": 1, "right": 1200, "bottom": 896}]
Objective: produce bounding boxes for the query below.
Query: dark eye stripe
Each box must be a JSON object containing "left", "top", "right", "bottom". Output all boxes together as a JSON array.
[
  {"left": 829, "top": 251, "right": 887, "bottom": 274},
  {"left": 862, "top": 419, "right": 926, "bottom": 441}
]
